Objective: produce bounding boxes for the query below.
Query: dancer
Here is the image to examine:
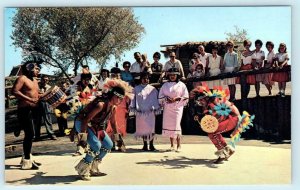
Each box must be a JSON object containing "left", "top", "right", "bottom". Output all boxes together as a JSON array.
[
  {"left": 190, "top": 84, "right": 254, "bottom": 164},
  {"left": 158, "top": 68, "right": 189, "bottom": 152},
  {"left": 130, "top": 72, "right": 161, "bottom": 151},
  {"left": 74, "top": 79, "right": 133, "bottom": 180},
  {"left": 12, "top": 61, "right": 42, "bottom": 169},
  {"left": 106, "top": 67, "right": 130, "bottom": 151}
]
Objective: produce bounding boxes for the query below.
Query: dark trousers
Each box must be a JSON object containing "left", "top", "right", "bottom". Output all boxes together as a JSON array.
[
  {"left": 17, "top": 107, "right": 38, "bottom": 159},
  {"left": 57, "top": 117, "right": 68, "bottom": 136},
  {"left": 35, "top": 101, "right": 55, "bottom": 138}
]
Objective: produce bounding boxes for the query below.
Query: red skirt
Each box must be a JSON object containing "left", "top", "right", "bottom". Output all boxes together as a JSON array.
[
  {"left": 272, "top": 72, "right": 289, "bottom": 82},
  {"left": 236, "top": 64, "right": 256, "bottom": 85}
]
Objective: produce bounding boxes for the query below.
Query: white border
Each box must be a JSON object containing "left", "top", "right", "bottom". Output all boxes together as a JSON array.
[{"left": 1, "top": 1, "right": 299, "bottom": 190}]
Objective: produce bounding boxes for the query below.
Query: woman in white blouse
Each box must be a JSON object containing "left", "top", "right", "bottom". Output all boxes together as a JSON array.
[{"left": 272, "top": 43, "right": 290, "bottom": 97}]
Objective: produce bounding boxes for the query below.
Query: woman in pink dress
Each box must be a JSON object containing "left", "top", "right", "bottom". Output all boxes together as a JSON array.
[{"left": 158, "top": 68, "right": 189, "bottom": 152}]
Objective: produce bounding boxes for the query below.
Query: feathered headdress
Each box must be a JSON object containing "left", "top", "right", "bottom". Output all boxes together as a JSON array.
[
  {"left": 103, "top": 79, "right": 134, "bottom": 100},
  {"left": 190, "top": 82, "right": 230, "bottom": 103}
]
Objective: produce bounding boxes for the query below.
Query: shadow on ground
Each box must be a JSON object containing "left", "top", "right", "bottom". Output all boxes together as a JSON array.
[
  {"left": 136, "top": 155, "right": 219, "bottom": 169},
  {"left": 6, "top": 172, "right": 79, "bottom": 185}
]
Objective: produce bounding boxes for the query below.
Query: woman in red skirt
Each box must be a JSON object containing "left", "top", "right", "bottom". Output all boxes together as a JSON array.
[
  {"left": 236, "top": 40, "right": 256, "bottom": 98},
  {"left": 272, "top": 43, "right": 290, "bottom": 97}
]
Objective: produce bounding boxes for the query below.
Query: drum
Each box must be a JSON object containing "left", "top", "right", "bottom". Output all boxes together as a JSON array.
[
  {"left": 200, "top": 115, "right": 219, "bottom": 133},
  {"left": 41, "top": 86, "right": 67, "bottom": 108}
]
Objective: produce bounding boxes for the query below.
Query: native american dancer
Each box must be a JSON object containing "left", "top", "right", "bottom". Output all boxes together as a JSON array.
[
  {"left": 74, "top": 79, "right": 133, "bottom": 180},
  {"left": 64, "top": 73, "right": 98, "bottom": 156},
  {"left": 190, "top": 83, "right": 254, "bottom": 164},
  {"left": 129, "top": 72, "right": 161, "bottom": 151}
]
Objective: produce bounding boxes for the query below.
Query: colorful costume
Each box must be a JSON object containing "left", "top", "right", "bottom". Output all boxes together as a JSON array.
[
  {"left": 130, "top": 84, "right": 160, "bottom": 140},
  {"left": 191, "top": 85, "right": 254, "bottom": 163},
  {"left": 106, "top": 97, "right": 129, "bottom": 137},
  {"left": 158, "top": 81, "right": 189, "bottom": 138},
  {"left": 74, "top": 97, "right": 114, "bottom": 180},
  {"left": 74, "top": 79, "right": 133, "bottom": 180}
]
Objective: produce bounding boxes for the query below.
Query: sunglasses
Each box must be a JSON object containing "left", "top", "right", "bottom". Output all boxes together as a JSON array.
[{"left": 170, "top": 56, "right": 175, "bottom": 58}]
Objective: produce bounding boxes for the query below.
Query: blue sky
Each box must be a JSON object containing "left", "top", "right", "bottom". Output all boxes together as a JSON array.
[{"left": 4, "top": 6, "right": 291, "bottom": 76}]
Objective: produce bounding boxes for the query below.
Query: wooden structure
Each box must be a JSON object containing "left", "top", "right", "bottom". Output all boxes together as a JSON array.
[{"left": 160, "top": 41, "right": 235, "bottom": 76}]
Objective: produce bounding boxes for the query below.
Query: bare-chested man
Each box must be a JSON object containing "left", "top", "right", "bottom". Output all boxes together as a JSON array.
[{"left": 12, "top": 61, "right": 41, "bottom": 170}]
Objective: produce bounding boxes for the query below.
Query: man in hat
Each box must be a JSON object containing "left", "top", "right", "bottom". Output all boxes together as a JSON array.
[
  {"left": 159, "top": 52, "right": 185, "bottom": 82},
  {"left": 12, "top": 61, "right": 42, "bottom": 170}
]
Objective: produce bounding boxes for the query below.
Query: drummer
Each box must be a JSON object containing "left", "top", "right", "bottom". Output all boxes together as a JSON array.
[
  {"left": 35, "top": 75, "right": 57, "bottom": 141},
  {"left": 190, "top": 85, "right": 240, "bottom": 164}
]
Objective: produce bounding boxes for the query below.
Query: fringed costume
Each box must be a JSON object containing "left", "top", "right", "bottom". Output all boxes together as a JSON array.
[
  {"left": 130, "top": 83, "right": 160, "bottom": 141},
  {"left": 190, "top": 84, "right": 254, "bottom": 164},
  {"left": 73, "top": 79, "right": 133, "bottom": 180}
]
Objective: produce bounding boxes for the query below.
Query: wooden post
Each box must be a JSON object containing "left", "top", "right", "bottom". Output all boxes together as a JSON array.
[{"left": 240, "top": 73, "right": 248, "bottom": 109}]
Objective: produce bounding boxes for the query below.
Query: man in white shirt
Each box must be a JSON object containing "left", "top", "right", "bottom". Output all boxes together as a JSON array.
[
  {"left": 160, "top": 52, "right": 185, "bottom": 81},
  {"left": 198, "top": 45, "right": 211, "bottom": 74},
  {"left": 129, "top": 52, "right": 143, "bottom": 79}
]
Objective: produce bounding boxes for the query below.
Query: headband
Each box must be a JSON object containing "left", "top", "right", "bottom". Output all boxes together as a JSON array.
[{"left": 113, "top": 91, "right": 125, "bottom": 99}]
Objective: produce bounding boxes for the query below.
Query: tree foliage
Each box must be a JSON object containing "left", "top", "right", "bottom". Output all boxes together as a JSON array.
[
  {"left": 225, "top": 25, "right": 248, "bottom": 43},
  {"left": 11, "top": 8, "right": 145, "bottom": 80}
]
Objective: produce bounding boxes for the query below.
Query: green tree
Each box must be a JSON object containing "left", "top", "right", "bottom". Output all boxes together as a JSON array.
[
  {"left": 11, "top": 8, "right": 145, "bottom": 80},
  {"left": 225, "top": 25, "right": 248, "bottom": 43}
]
